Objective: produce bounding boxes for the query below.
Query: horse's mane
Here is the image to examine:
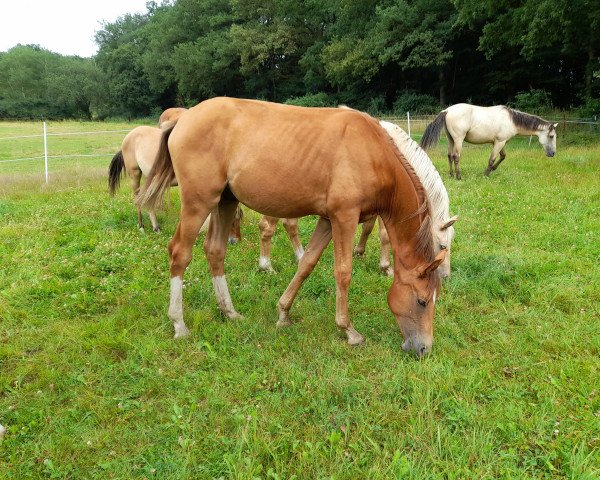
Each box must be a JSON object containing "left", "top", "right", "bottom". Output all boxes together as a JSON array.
[
  {"left": 506, "top": 107, "right": 551, "bottom": 131},
  {"left": 381, "top": 131, "right": 436, "bottom": 265},
  {"left": 379, "top": 121, "right": 450, "bottom": 225}
]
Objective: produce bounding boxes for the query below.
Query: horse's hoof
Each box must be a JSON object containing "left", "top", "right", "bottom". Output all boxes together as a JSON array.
[
  {"left": 139, "top": 227, "right": 145, "bottom": 233},
  {"left": 153, "top": 227, "right": 161, "bottom": 233},
  {"left": 259, "top": 265, "right": 276, "bottom": 274},
  {"left": 227, "top": 311, "right": 243, "bottom": 320},
  {"left": 276, "top": 318, "right": 292, "bottom": 328},
  {"left": 354, "top": 249, "right": 365, "bottom": 257},
  {"left": 276, "top": 309, "right": 292, "bottom": 328},
  {"left": 173, "top": 324, "right": 191, "bottom": 339},
  {"left": 228, "top": 237, "right": 239, "bottom": 245},
  {"left": 346, "top": 328, "right": 365, "bottom": 346},
  {"left": 380, "top": 266, "right": 393, "bottom": 277}
]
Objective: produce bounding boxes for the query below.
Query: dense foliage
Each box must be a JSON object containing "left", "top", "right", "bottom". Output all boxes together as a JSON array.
[{"left": 1, "top": 0, "right": 599, "bottom": 119}]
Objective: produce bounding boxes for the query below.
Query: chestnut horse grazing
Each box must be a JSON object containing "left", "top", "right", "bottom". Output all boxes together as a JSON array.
[
  {"left": 420, "top": 104, "right": 558, "bottom": 179},
  {"left": 138, "top": 98, "right": 446, "bottom": 357},
  {"left": 108, "top": 125, "right": 242, "bottom": 240},
  {"left": 355, "top": 121, "right": 457, "bottom": 278}
]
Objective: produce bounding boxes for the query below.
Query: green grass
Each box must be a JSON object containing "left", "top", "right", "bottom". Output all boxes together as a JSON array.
[{"left": 0, "top": 120, "right": 599, "bottom": 479}]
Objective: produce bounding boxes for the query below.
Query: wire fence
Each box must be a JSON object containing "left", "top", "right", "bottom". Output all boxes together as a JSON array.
[{"left": 1, "top": 115, "right": 598, "bottom": 184}]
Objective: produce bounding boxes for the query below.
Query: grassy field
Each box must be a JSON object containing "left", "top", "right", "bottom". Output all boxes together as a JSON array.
[{"left": 0, "top": 120, "right": 599, "bottom": 479}]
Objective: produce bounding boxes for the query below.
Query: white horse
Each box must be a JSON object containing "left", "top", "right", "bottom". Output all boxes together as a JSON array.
[
  {"left": 354, "top": 121, "right": 457, "bottom": 278},
  {"left": 420, "top": 103, "right": 558, "bottom": 179}
]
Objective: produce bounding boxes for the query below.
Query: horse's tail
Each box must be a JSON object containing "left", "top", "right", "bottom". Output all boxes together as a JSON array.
[
  {"left": 420, "top": 111, "right": 447, "bottom": 150},
  {"left": 108, "top": 150, "right": 125, "bottom": 196},
  {"left": 136, "top": 124, "right": 177, "bottom": 212}
]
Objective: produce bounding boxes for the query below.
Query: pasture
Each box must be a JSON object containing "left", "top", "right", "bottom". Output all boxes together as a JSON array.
[{"left": 0, "top": 120, "right": 598, "bottom": 478}]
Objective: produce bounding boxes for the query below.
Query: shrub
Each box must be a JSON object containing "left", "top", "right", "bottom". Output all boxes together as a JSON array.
[
  {"left": 576, "top": 98, "right": 600, "bottom": 119},
  {"left": 285, "top": 92, "right": 336, "bottom": 108},
  {"left": 510, "top": 89, "right": 553, "bottom": 113},
  {"left": 393, "top": 91, "right": 440, "bottom": 115}
]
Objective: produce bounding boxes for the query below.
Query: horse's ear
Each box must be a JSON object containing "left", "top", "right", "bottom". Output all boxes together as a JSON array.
[
  {"left": 552, "top": 123, "right": 558, "bottom": 129},
  {"left": 417, "top": 250, "right": 447, "bottom": 278},
  {"left": 441, "top": 215, "right": 458, "bottom": 230}
]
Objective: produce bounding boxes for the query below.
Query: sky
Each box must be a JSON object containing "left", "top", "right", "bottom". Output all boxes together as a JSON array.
[{"left": 0, "top": 0, "right": 151, "bottom": 58}]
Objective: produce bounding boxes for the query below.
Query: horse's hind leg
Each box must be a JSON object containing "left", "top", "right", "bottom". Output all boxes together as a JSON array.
[
  {"left": 447, "top": 135, "right": 455, "bottom": 178},
  {"left": 282, "top": 218, "right": 304, "bottom": 261},
  {"left": 258, "top": 216, "right": 279, "bottom": 272},
  {"left": 204, "top": 199, "right": 243, "bottom": 319},
  {"left": 452, "top": 137, "right": 464, "bottom": 180},
  {"left": 168, "top": 204, "right": 213, "bottom": 338},
  {"left": 354, "top": 216, "right": 376, "bottom": 256},
  {"left": 331, "top": 211, "right": 364, "bottom": 345},
  {"left": 128, "top": 168, "right": 144, "bottom": 230},
  {"left": 149, "top": 210, "right": 161, "bottom": 233},
  {"left": 377, "top": 217, "right": 393, "bottom": 276},
  {"left": 277, "top": 217, "right": 332, "bottom": 327}
]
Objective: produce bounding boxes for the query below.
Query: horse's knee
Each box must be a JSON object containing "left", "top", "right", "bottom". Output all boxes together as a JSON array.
[
  {"left": 282, "top": 218, "right": 299, "bottom": 235},
  {"left": 259, "top": 217, "right": 276, "bottom": 237},
  {"left": 334, "top": 268, "right": 352, "bottom": 290}
]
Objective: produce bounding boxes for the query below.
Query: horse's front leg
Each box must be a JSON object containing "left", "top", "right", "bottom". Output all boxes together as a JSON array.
[
  {"left": 485, "top": 141, "right": 506, "bottom": 177},
  {"left": 354, "top": 216, "right": 376, "bottom": 256},
  {"left": 258, "top": 215, "right": 278, "bottom": 272},
  {"left": 491, "top": 147, "right": 507, "bottom": 171},
  {"left": 377, "top": 217, "right": 393, "bottom": 276},
  {"left": 282, "top": 218, "right": 304, "bottom": 261},
  {"left": 450, "top": 136, "right": 463, "bottom": 180},
  {"left": 331, "top": 211, "right": 364, "bottom": 346},
  {"left": 277, "top": 217, "right": 332, "bottom": 327},
  {"left": 204, "top": 200, "right": 243, "bottom": 319}
]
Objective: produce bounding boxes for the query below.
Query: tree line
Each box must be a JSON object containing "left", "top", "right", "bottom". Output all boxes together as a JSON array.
[{"left": 1, "top": 0, "right": 598, "bottom": 120}]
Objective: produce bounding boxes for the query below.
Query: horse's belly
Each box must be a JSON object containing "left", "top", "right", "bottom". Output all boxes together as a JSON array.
[
  {"left": 464, "top": 130, "right": 492, "bottom": 144},
  {"left": 227, "top": 167, "right": 328, "bottom": 219}
]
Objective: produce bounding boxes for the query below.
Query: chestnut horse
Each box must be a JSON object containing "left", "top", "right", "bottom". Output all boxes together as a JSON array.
[
  {"left": 421, "top": 103, "right": 558, "bottom": 179},
  {"left": 355, "top": 121, "right": 457, "bottom": 278},
  {"left": 108, "top": 125, "right": 242, "bottom": 240},
  {"left": 138, "top": 98, "right": 446, "bottom": 357}
]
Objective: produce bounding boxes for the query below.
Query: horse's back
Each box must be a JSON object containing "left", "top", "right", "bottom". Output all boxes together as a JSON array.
[
  {"left": 122, "top": 126, "right": 163, "bottom": 177},
  {"left": 169, "top": 98, "right": 401, "bottom": 219},
  {"left": 445, "top": 103, "right": 513, "bottom": 143}
]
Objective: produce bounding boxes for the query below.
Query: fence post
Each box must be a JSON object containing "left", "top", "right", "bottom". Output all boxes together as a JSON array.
[
  {"left": 43, "top": 121, "right": 48, "bottom": 183},
  {"left": 407, "top": 111, "right": 411, "bottom": 138}
]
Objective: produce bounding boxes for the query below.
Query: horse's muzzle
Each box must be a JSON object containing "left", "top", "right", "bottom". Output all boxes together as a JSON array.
[{"left": 402, "top": 338, "right": 432, "bottom": 358}]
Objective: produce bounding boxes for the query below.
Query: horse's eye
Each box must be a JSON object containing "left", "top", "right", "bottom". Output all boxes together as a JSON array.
[
  {"left": 440, "top": 244, "right": 447, "bottom": 250},
  {"left": 417, "top": 298, "right": 427, "bottom": 307}
]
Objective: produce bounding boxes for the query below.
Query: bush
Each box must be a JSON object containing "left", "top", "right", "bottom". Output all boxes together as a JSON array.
[
  {"left": 576, "top": 98, "right": 600, "bottom": 119},
  {"left": 285, "top": 92, "right": 336, "bottom": 108},
  {"left": 511, "top": 89, "right": 553, "bottom": 113},
  {"left": 393, "top": 91, "right": 440, "bottom": 115}
]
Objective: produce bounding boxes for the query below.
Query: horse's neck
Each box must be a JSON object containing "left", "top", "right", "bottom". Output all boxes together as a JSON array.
[
  {"left": 379, "top": 121, "right": 449, "bottom": 222},
  {"left": 384, "top": 211, "right": 427, "bottom": 274},
  {"left": 514, "top": 124, "right": 542, "bottom": 137}
]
